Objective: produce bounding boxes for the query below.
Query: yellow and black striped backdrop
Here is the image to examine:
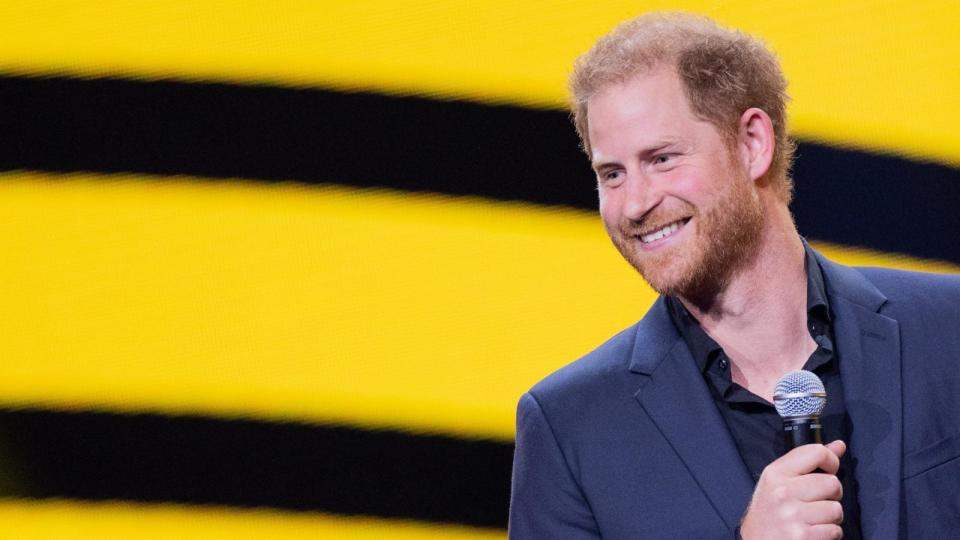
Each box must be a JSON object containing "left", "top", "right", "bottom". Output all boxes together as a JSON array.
[{"left": 1, "top": 1, "right": 958, "bottom": 538}]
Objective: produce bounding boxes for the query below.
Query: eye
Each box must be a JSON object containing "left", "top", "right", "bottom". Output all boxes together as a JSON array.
[
  {"left": 652, "top": 154, "right": 672, "bottom": 165},
  {"left": 651, "top": 153, "right": 679, "bottom": 171},
  {"left": 599, "top": 169, "right": 625, "bottom": 187}
]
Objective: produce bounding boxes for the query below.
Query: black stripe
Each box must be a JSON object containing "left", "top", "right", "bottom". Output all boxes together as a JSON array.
[
  {"left": 1, "top": 74, "right": 958, "bottom": 264},
  {"left": 0, "top": 74, "right": 592, "bottom": 207},
  {"left": 0, "top": 408, "right": 512, "bottom": 528},
  {"left": 790, "top": 144, "right": 960, "bottom": 263}
]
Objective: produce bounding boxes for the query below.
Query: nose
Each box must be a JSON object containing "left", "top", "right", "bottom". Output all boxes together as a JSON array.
[{"left": 621, "top": 171, "right": 662, "bottom": 222}]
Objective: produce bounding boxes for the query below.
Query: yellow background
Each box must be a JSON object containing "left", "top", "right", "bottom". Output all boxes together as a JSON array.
[{"left": 0, "top": 1, "right": 957, "bottom": 537}]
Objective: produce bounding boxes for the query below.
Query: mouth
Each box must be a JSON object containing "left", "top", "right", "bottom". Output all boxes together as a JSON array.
[{"left": 636, "top": 218, "right": 690, "bottom": 245}]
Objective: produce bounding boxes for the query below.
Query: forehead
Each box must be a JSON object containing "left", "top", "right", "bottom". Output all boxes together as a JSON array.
[{"left": 586, "top": 68, "right": 706, "bottom": 158}]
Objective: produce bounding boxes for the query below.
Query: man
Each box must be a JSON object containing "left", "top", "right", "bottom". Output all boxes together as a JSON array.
[{"left": 509, "top": 12, "right": 960, "bottom": 540}]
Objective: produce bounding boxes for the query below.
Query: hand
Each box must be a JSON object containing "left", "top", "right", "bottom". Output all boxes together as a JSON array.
[{"left": 740, "top": 440, "right": 846, "bottom": 540}]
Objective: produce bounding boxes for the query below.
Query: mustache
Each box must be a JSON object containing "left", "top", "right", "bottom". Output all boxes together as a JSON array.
[{"left": 619, "top": 208, "right": 694, "bottom": 236}]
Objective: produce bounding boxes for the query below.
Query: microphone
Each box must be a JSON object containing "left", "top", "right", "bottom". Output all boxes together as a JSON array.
[{"left": 773, "top": 370, "right": 827, "bottom": 450}]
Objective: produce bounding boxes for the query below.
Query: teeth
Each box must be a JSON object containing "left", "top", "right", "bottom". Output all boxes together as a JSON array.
[{"left": 640, "top": 220, "right": 683, "bottom": 243}]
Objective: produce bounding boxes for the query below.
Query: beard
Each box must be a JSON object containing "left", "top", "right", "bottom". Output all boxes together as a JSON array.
[{"left": 608, "top": 170, "right": 764, "bottom": 303}]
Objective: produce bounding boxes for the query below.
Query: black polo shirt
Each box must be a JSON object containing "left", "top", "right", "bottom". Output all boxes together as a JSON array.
[{"left": 666, "top": 245, "right": 862, "bottom": 538}]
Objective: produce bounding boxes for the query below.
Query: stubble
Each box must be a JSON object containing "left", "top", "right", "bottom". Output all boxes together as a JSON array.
[{"left": 611, "top": 169, "right": 764, "bottom": 303}]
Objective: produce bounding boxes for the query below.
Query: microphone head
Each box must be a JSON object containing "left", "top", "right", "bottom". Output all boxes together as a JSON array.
[{"left": 773, "top": 370, "right": 827, "bottom": 418}]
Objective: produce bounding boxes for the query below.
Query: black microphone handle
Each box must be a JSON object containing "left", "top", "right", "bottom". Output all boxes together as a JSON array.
[{"left": 783, "top": 415, "right": 823, "bottom": 451}]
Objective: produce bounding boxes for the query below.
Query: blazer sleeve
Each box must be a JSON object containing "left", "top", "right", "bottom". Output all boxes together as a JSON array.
[{"left": 508, "top": 392, "right": 601, "bottom": 539}]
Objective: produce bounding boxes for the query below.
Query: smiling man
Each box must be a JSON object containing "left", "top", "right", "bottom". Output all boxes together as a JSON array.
[
  {"left": 589, "top": 66, "right": 765, "bottom": 303},
  {"left": 509, "top": 12, "right": 960, "bottom": 540}
]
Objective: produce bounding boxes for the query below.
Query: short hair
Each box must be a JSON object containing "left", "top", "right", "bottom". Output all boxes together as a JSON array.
[{"left": 570, "top": 12, "right": 796, "bottom": 202}]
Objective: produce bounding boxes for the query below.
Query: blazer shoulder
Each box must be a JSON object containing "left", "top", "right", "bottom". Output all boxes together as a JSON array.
[
  {"left": 527, "top": 322, "right": 641, "bottom": 406},
  {"left": 854, "top": 265, "right": 960, "bottom": 308}
]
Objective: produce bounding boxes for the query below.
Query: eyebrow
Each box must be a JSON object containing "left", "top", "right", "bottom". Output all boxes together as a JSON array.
[{"left": 591, "top": 139, "right": 682, "bottom": 171}]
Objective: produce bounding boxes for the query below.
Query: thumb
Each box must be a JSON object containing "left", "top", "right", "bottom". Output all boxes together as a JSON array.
[{"left": 825, "top": 439, "right": 846, "bottom": 459}]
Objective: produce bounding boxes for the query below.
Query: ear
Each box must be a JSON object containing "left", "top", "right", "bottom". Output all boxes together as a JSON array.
[{"left": 736, "top": 107, "right": 775, "bottom": 182}]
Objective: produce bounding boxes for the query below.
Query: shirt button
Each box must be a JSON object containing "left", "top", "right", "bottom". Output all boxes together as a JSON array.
[{"left": 719, "top": 358, "right": 728, "bottom": 370}]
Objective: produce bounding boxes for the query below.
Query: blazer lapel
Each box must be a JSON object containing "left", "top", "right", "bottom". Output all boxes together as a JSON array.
[
  {"left": 819, "top": 254, "right": 903, "bottom": 539},
  {"left": 630, "top": 300, "right": 754, "bottom": 531}
]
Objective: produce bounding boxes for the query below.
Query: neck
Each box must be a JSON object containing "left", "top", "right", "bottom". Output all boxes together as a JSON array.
[{"left": 678, "top": 199, "right": 813, "bottom": 400}]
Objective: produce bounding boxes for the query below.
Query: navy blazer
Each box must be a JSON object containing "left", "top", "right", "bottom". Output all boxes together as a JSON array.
[{"left": 510, "top": 251, "right": 960, "bottom": 539}]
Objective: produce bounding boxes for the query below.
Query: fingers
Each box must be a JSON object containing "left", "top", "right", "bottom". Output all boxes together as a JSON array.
[
  {"left": 740, "top": 442, "right": 848, "bottom": 539},
  {"left": 774, "top": 443, "right": 843, "bottom": 476},
  {"left": 799, "top": 500, "right": 844, "bottom": 525},
  {"left": 808, "top": 523, "right": 844, "bottom": 540},
  {"left": 794, "top": 473, "right": 843, "bottom": 502},
  {"left": 825, "top": 439, "right": 847, "bottom": 459}
]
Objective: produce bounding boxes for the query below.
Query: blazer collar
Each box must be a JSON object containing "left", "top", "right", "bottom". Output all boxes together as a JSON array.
[
  {"left": 629, "top": 298, "right": 755, "bottom": 532},
  {"left": 816, "top": 251, "right": 903, "bottom": 540}
]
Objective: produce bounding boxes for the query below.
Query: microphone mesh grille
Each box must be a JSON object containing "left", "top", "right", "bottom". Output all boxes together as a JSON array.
[{"left": 773, "top": 370, "right": 826, "bottom": 418}]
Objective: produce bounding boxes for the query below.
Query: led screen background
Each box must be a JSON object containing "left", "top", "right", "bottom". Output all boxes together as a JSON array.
[{"left": 0, "top": 1, "right": 958, "bottom": 538}]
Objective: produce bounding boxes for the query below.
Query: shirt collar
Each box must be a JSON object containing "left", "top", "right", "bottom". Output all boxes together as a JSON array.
[
  {"left": 804, "top": 239, "right": 831, "bottom": 324},
  {"left": 666, "top": 296, "right": 718, "bottom": 373}
]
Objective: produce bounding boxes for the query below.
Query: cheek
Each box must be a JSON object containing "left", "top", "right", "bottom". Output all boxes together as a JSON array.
[
  {"left": 597, "top": 192, "right": 618, "bottom": 226},
  {"left": 663, "top": 169, "right": 702, "bottom": 197}
]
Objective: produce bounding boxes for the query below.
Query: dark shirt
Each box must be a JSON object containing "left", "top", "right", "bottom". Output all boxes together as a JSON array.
[{"left": 666, "top": 244, "right": 862, "bottom": 539}]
